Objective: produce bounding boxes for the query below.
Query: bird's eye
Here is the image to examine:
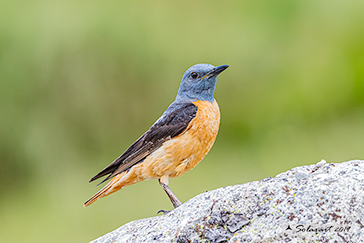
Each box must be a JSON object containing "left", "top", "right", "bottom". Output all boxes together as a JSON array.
[{"left": 191, "top": 72, "right": 199, "bottom": 79}]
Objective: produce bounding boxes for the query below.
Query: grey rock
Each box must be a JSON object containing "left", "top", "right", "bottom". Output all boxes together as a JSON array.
[{"left": 90, "top": 160, "right": 364, "bottom": 243}]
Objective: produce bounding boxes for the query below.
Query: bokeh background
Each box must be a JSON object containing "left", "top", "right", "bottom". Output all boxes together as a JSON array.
[{"left": 1, "top": 0, "right": 364, "bottom": 242}]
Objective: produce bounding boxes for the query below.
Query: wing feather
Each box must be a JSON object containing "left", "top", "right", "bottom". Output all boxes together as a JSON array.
[{"left": 89, "top": 102, "right": 198, "bottom": 184}]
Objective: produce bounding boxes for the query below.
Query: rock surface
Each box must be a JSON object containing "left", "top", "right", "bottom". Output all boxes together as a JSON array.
[{"left": 90, "top": 160, "right": 364, "bottom": 243}]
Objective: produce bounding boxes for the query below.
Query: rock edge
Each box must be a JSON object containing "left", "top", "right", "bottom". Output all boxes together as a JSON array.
[{"left": 90, "top": 160, "right": 364, "bottom": 243}]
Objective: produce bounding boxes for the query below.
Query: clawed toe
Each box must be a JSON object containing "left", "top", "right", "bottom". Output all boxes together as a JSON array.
[{"left": 157, "top": 209, "right": 171, "bottom": 215}]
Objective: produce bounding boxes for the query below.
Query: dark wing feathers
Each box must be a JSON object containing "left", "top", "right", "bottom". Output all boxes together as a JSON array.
[{"left": 89, "top": 102, "right": 198, "bottom": 183}]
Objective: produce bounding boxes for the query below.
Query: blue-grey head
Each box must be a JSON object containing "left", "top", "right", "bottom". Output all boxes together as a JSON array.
[{"left": 175, "top": 63, "right": 229, "bottom": 103}]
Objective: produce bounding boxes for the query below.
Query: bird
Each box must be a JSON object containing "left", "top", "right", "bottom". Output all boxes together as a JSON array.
[{"left": 84, "top": 63, "right": 229, "bottom": 208}]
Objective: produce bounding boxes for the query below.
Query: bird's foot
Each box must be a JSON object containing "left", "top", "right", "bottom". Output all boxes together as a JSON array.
[{"left": 157, "top": 209, "right": 171, "bottom": 215}]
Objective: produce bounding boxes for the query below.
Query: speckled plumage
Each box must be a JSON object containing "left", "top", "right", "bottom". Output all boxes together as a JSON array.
[{"left": 84, "top": 64, "right": 228, "bottom": 207}]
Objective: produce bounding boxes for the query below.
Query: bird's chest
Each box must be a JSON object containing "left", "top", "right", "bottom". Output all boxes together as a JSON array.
[
  {"left": 142, "top": 100, "right": 220, "bottom": 178},
  {"left": 168, "top": 100, "right": 220, "bottom": 175},
  {"left": 188, "top": 100, "right": 220, "bottom": 147}
]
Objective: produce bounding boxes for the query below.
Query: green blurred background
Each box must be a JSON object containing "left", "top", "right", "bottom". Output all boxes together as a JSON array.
[{"left": 1, "top": 0, "right": 364, "bottom": 242}]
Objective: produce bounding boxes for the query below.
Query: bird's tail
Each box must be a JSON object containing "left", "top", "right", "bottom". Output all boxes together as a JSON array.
[{"left": 83, "top": 173, "right": 124, "bottom": 207}]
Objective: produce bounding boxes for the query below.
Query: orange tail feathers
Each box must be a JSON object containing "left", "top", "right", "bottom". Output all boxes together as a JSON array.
[{"left": 84, "top": 173, "right": 124, "bottom": 207}]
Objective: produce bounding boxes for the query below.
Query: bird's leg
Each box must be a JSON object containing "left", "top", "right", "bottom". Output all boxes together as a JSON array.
[{"left": 159, "top": 175, "right": 182, "bottom": 209}]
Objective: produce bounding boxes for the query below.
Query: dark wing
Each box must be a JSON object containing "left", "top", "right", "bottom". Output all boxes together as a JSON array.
[{"left": 89, "top": 102, "right": 198, "bottom": 184}]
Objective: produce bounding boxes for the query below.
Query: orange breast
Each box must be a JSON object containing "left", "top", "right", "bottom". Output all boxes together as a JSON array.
[{"left": 138, "top": 99, "right": 220, "bottom": 179}]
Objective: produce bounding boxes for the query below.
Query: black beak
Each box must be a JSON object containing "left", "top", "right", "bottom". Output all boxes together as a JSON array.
[
  {"left": 202, "top": 65, "right": 229, "bottom": 79},
  {"left": 211, "top": 65, "right": 229, "bottom": 76}
]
